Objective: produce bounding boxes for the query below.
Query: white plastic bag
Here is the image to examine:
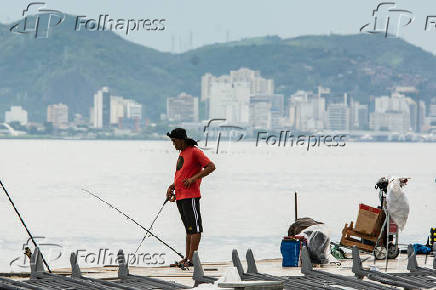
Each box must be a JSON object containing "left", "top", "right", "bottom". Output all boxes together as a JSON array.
[
  {"left": 386, "top": 177, "right": 410, "bottom": 231},
  {"left": 301, "top": 224, "right": 331, "bottom": 264}
]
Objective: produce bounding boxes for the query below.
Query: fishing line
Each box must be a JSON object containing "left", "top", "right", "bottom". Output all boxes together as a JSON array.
[
  {"left": 134, "top": 197, "right": 170, "bottom": 253},
  {"left": 81, "top": 188, "right": 184, "bottom": 259},
  {"left": 0, "top": 179, "right": 52, "bottom": 273}
]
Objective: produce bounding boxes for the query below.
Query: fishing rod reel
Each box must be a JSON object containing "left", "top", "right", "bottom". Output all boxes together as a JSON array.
[{"left": 167, "top": 193, "right": 176, "bottom": 203}]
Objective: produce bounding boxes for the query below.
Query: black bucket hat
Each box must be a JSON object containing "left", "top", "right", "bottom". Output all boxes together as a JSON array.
[{"left": 167, "top": 128, "right": 198, "bottom": 146}]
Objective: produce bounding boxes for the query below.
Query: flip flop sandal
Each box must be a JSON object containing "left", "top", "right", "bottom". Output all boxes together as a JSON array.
[
  {"left": 170, "top": 259, "right": 187, "bottom": 267},
  {"left": 180, "top": 260, "right": 193, "bottom": 268}
]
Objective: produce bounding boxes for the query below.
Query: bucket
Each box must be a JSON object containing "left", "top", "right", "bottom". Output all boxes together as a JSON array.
[{"left": 280, "top": 239, "right": 301, "bottom": 267}]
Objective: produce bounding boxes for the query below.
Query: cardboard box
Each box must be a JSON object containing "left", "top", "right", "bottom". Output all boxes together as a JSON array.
[{"left": 354, "top": 204, "right": 382, "bottom": 235}]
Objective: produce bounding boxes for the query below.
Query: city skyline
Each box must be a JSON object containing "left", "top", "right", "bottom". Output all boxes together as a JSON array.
[
  {"left": 2, "top": 68, "right": 436, "bottom": 137},
  {"left": 2, "top": 15, "right": 436, "bottom": 126}
]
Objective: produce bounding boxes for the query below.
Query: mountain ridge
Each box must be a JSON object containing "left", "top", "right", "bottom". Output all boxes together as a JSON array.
[{"left": 0, "top": 15, "right": 434, "bottom": 122}]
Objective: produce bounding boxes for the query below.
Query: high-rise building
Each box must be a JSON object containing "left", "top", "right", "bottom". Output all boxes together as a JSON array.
[
  {"left": 124, "top": 100, "right": 143, "bottom": 131},
  {"left": 110, "top": 96, "right": 125, "bottom": 125},
  {"left": 207, "top": 76, "right": 233, "bottom": 121},
  {"left": 370, "top": 93, "right": 411, "bottom": 132},
  {"left": 248, "top": 94, "right": 284, "bottom": 129},
  {"left": 357, "top": 105, "right": 369, "bottom": 130},
  {"left": 202, "top": 68, "right": 274, "bottom": 122},
  {"left": 429, "top": 98, "right": 436, "bottom": 133},
  {"left": 369, "top": 95, "right": 376, "bottom": 116},
  {"left": 418, "top": 100, "right": 426, "bottom": 133},
  {"left": 249, "top": 95, "right": 272, "bottom": 129},
  {"left": 430, "top": 98, "right": 436, "bottom": 118},
  {"left": 394, "top": 87, "right": 420, "bottom": 132},
  {"left": 167, "top": 92, "right": 199, "bottom": 122},
  {"left": 289, "top": 91, "right": 309, "bottom": 130},
  {"left": 5, "top": 106, "right": 28, "bottom": 125},
  {"left": 348, "top": 98, "right": 369, "bottom": 131},
  {"left": 47, "top": 103, "right": 68, "bottom": 128},
  {"left": 370, "top": 111, "right": 410, "bottom": 132},
  {"left": 230, "top": 68, "right": 274, "bottom": 94},
  {"left": 349, "top": 98, "right": 358, "bottom": 130},
  {"left": 327, "top": 103, "right": 349, "bottom": 131},
  {"left": 325, "top": 92, "right": 347, "bottom": 108},
  {"left": 201, "top": 73, "right": 214, "bottom": 118},
  {"left": 288, "top": 90, "right": 325, "bottom": 131},
  {"left": 313, "top": 88, "right": 327, "bottom": 123},
  {"left": 405, "top": 98, "right": 417, "bottom": 132},
  {"left": 232, "top": 81, "right": 251, "bottom": 123},
  {"left": 125, "top": 100, "right": 142, "bottom": 120},
  {"left": 109, "top": 96, "right": 142, "bottom": 130},
  {"left": 270, "top": 94, "right": 284, "bottom": 129},
  {"left": 374, "top": 96, "right": 391, "bottom": 113},
  {"left": 93, "top": 87, "right": 111, "bottom": 128}
]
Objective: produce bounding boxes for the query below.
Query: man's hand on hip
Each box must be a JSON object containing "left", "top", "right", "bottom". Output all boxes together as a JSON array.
[{"left": 183, "top": 178, "right": 196, "bottom": 188}]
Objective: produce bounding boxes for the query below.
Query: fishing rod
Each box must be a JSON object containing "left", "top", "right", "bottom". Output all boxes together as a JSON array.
[
  {"left": 134, "top": 196, "right": 171, "bottom": 253},
  {"left": 81, "top": 188, "right": 184, "bottom": 259},
  {"left": 0, "top": 179, "right": 52, "bottom": 273}
]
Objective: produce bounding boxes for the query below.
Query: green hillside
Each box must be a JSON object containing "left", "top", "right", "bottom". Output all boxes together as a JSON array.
[{"left": 0, "top": 15, "right": 435, "bottom": 122}]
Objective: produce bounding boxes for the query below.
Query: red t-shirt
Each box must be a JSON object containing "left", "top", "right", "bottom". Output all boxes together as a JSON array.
[{"left": 174, "top": 146, "right": 211, "bottom": 200}]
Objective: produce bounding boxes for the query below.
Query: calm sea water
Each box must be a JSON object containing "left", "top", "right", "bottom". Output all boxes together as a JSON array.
[{"left": 0, "top": 140, "right": 435, "bottom": 272}]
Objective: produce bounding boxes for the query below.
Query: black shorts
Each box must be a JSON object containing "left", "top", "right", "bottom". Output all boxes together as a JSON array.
[{"left": 176, "top": 197, "right": 203, "bottom": 234}]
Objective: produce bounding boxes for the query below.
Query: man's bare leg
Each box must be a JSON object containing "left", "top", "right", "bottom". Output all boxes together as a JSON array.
[
  {"left": 188, "top": 233, "right": 201, "bottom": 261},
  {"left": 185, "top": 234, "right": 191, "bottom": 261}
]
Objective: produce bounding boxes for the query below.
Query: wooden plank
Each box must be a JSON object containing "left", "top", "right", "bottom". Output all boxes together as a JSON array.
[
  {"left": 340, "top": 238, "right": 374, "bottom": 252},
  {"left": 345, "top": 229, "right": 378, "bottom": 241}
]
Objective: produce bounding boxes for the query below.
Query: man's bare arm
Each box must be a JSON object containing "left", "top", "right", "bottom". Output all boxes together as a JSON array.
[
  {"left": 193, "top": 162, "right": 216, "bottom": 180},
  {"left": 183, "top": 162, "right": 216, "bottom": 187}
]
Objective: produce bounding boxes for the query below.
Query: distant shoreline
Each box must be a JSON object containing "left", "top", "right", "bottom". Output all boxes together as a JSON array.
[{"left": 0, "top": 136, "right": 434, "bottom": 143}]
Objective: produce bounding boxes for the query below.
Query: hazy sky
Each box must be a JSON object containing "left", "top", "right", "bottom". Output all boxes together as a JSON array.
[{"left": 2, "top": 0, "right": 436, "bottom": 54}]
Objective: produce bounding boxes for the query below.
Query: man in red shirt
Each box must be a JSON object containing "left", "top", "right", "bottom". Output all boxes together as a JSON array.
[{"left": 166, "top": 128, "right": 216, "bottom": 268}]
